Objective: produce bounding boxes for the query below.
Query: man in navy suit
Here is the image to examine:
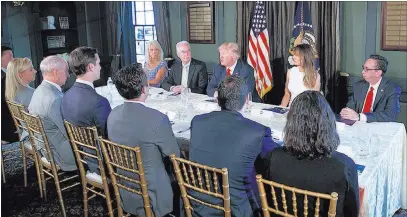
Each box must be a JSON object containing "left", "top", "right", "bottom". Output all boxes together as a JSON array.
[
  {"left": 189, "top": 75, "right": 279, "bottom": 217},
  {"left": 340, "top": 55, "right": 401, "bottom": 122},
  {"left": 207, "top": 42, "right": 260, "bottom": 102},
  {"left": 62, "top": 46, "right": 111, "bottom": 174}
]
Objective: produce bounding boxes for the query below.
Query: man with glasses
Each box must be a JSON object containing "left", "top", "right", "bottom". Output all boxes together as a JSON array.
[{"left": 340, "top": 54, "right": 401, "bottom": 122}]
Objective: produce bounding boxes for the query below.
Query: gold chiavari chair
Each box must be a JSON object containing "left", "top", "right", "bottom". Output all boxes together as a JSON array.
[
  {"left": 170, "top": 154, "right": 231, "bottom": 217},
  {"left": 64, "top": 121, "right": 114, "bottom": 217},
  {"left": 22, "top": 110, "right": 80, "bottom": 217},
  {"left": 256, "top": 174, "right": 339, "bottom": 217},
  {"left": 5, "top": 100, "right": 43, "bottom": 197},
  {"left": 98, "top": 137, "right": 153, "bottom": 217}
]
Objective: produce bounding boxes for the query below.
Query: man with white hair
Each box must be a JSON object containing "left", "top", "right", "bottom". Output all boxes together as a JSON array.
[
  {"left": 207, "top": 42, "right": 257, "bottom": 101},
  {"left": 161, "top": 41, "right": 208, "bottom": 94},
  {"left": 28, "top": 55, "right": 77, "bottom": 171}
]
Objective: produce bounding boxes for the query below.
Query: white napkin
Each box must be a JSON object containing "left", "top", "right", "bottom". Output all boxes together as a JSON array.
[
  {"left": 195, "top": 102, "right": 219, "bottom": 112},
  {"left": 336, "top": 122, "right": 346, "bottom": 131},
  {"left": 250, "top": 108, "right": 274, "bottom": 118},
  {"left": 336, "top": 145, "right": 354, "bottom": 159}
]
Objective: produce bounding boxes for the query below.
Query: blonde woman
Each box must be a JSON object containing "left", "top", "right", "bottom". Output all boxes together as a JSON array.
[
  {"left": 144, "top": 40, "right": 168, "bottom": 87},
  {"left": 5, "top": 57, "right": 36, "bottom": 108},
  {"left": 280, "top": 44, "right": 321, "bottom": 107}
]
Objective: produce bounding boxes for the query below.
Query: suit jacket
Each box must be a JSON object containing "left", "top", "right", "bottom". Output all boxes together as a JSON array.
[
  {"left": 1, "top": 70, "right": 19, "bottom": 142},
  {"left": 189, "top": 110, "right": 279, "bottom": 217},
  {"left": 207, "top": 59, "right": 260, "bottom": 102},
  {"left": 28, "top": 81, "right": 77, "bottom": 171},
  {"left": 61, "top": 82, "right": 111, "bottom": 173},
  {"left": 346, "top": 77, "right": 401, "bottom": 122},
  {"left": 262, "top": 148, "right": 359, "bottom": 217},
  {"left": 161, "top": 58, "right": 208, "bottom": 94},
  {"left": 107, "top": 102, "right": 180, "bottom": 217}
]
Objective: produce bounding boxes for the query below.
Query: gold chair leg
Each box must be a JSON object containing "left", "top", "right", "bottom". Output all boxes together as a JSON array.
[
  {"left": 33, "top": 153, "right": 43, "bottom": 198},
  {"left": 39, "top": 162, "right": 47, "bottom": 201},
  {"left": 1, "top": 152, "right": 5, "bottom": 184},
  {"left": 20, "top": 141, "right": 27, "bottom": 187},
  {"left": 53, "top": 174, "right": 67, "bottom": 217},
  {"left": 83, "top": 184, "right": 89, "bottom": 217},
  {"left": 104, "top": 187, "right": 114, "bottom": 217}
]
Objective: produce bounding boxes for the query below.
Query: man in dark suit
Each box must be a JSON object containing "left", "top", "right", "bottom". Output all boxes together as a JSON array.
[
  {"left": 62, "top": 46, "right": 111, "bottom": 174},
  {"left": 340, "top": 54, "right": 401, "bottom": 122},
  {"left": 189, "top": 75, "right": 279, "bottom": 217},
  {"left": 108, "top": 63, "right": 180, "bottom": 217},
  {"left": 206, "top": 42, "right": 261, "bottom": 102},
  {"left": 161, "top": 41, "right": 208, "bottom": 94},
  {"left": 1, "top": 45, "right": 19, "bottom": 144}
]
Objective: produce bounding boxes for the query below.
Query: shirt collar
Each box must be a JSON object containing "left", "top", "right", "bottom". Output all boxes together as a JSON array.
[
  {"left": 182, "top": 60, "right": 191, "bottom": 68},
  {"left": 124, "top": 100, "right": 145, "bottom": 106},
  {"left": 76, "top": 79, "right": 94, "bottom": 89},
  {"left": 370, "top": 77, "right": 382, "bottom": 91},
  {"left": 1, "top": 67, "right": 7, "bottom": 72},
  {"left": 227, "top": 60, "right": 238, "bottom": 73},
  {"left": 44, "top": 79, "right": 62, "bottom": 92}
]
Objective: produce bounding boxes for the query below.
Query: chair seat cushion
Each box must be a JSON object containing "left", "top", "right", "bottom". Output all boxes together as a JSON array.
[{"left": 86, "top": 171, "right": 102, "bottom": 184}]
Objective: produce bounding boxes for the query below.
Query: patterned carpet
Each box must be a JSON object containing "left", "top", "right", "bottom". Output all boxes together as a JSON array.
[{"left": 1, "top": 142, "right": 407, "bottom": 217}]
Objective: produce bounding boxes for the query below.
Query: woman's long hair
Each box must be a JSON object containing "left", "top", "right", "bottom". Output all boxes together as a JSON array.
[
  {"left": 5, "top": 58, "right": 33, "bottom": 101},
  {"left": 283, "top": 90, "right": 340, "bottom": 160},
  {"left": 294, "top": 44, "right": 317, "bottom": 88},
  {"left": 146, "top": 40, "right": 164, "bottom": 64}
]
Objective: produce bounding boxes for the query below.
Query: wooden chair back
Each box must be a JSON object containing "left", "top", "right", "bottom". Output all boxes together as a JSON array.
[
  {"left": 98, "top": 137, "right": 152, "bottom": 217},
  {"left": 256, "top": 174, "right": 338, "bottom": 217},
  {"left": 21, "top": 110, "right": 56, "bottom": 170},
  {"left": 170, "top": 154, "right": 231, "bottom": 217},
  {"left": 6, "top": 100, "right": 28, "bottom": 139},
  {"left": 64, "top": 121, "right": 108, "bottom": 183}
]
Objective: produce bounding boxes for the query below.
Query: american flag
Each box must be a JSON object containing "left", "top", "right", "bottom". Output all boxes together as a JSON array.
[{"left": 247, "top": 1, "right": 273, "bottom": 99}]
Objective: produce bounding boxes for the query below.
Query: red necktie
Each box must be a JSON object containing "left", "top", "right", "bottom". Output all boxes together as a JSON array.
[
  {"left": 362, "top": 87, "right": 374, "bottom": 113},
  {"left": 226, "top": 68, "right": 231, "bottom": 76}
]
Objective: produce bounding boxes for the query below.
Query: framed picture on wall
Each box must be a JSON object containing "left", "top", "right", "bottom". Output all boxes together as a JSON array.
[
  {"left": 187, "top": 1, "right": 215, "bottom": 44},
  {"left": 381, "top": 2, "right": 407, "bottom": 51}
]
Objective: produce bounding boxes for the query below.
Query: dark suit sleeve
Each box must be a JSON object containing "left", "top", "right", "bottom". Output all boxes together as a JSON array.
[
  {"left": 365, "top": 85, "right": 401, "bottom": 122},
  {"left": 207, "top": 66, "right": 219, "bottom": 97},
  {"left": 94, "top": 97, "right": 112, "bottom": 137},
  {"left": 153, "top": 115, "right": 180, "bottom": 157},
  {"left": 243, "top": 66, "right": 256, "bottom": 96},
  {"left": 191, "top": 63, "right": 208, "bottom": 94},
  {"left": 161, "top": 65, "right": 176, "bottom": 91},
  {"left": 346, "top": 83, "right": 358, "bottom": 111}
]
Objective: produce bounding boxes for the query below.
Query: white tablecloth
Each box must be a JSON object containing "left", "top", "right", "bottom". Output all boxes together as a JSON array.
[{"left": 96, "top": 86, "right": 407, "bottom": 217}]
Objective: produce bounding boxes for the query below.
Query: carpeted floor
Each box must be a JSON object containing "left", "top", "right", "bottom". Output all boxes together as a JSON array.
[{"left": 2, "top": 142, "right": 407, "bottom": 217}]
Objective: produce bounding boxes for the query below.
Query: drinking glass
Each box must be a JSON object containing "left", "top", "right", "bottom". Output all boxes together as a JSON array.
[
  {"left": 245, "top": 92, "right": 253, "bottom": 113},
  {"left": 369, "top": 133, "right": 380, "bottom": 157}
]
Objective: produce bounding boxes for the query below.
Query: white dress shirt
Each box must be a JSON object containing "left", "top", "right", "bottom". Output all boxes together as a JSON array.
[
  {"left": 226, "top": 60, "right": 238, "bottom": 75},
  {"left": 359, "top": 78, "right": 382, "bottom": 122},
  {"left": 76, "top": 79, "right": 94, "bottom": 89},
  {"left": 44, "top": 80, "right": 62, "bottom": 92},
  {"left": 181, "top": 61, "right": 191, "bottom": 87}
]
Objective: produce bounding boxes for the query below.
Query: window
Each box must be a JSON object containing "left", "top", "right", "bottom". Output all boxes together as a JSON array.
[{"left": 132, "top": 1, "right": 157, "bottom": 64}]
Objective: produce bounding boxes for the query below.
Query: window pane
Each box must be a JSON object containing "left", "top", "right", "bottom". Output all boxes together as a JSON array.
[
  {"left": 145, "top": 1, "right": 153, "bottom": 11},
  {"left": 145, "top": 11, "right": 154, "bottom": 25},
  {"left": 136, "top": 40, "right": 145, "bottom": 55},
  {"left": 132, "top": 2, "right": 135, "bottom": 25},
  {"left": 145, "top": 26, "right": 154, "bottom": 41},
  {"left": 136, "top": 12, "right": 145, "bottom": 25},
  {"left": 153, "top": 27, "right": 157, "bottom": 40},
  {"left": 137, "top": 55, "right": 145, "bottom": 65},
  {"left": 145, "top": 41, "right": 150, "bottom": 58},
  {"left": 135, "top": 1, "right": 144, "bottom": 11},
  {"left": 135, "top": 26, "right": 144, "bottom": 40}
]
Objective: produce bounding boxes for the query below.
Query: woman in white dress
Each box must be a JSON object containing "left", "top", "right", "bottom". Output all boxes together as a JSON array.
[{"left": 280, "top": 44, "right": 321, "bottom": 107}]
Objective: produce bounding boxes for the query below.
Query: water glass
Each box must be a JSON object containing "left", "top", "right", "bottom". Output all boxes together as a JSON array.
[
  {"left": 107, "top": 77, "right": 114, "bottom": 93},
  {"left": 245, "top": 92, "right": 253, "bottom": 112},
  {"left": 181, "top": 88, "right": 191, "bottom": 103},
  {"left": 356, "top": 137, "right": 369, "bottom": 157}
]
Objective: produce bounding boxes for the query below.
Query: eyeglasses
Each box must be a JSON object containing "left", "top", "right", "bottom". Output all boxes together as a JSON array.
[{"left": 362, "top": 65, "right": 379, "bottom": 71}]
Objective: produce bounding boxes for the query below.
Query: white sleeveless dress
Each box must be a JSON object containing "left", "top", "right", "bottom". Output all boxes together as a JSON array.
[{"left": 287, "top": 67, "right": 318, "bottom": 106}]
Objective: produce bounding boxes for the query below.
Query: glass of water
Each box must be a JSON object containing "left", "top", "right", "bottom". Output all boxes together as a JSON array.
[
  {"left": 245, "top": 92, "right": 253, "bottom": 113},
  {"left": 369, "top": 133, "right": 380, "bottom": 157}
]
